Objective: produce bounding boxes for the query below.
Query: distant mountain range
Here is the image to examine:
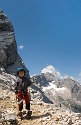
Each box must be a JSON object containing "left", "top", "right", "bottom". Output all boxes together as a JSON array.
[{"left": 31, "top": 72, "right": 81, "bottom": 113}]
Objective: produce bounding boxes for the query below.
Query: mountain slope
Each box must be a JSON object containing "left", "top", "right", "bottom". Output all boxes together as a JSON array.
[
  {"left": 31, "top": 72, "right": 81, "bottom": 113},
  {"left": 0, "top": 9, "right": 29, "bottom": 77},
  {"left": 0, "top": 88, "right": 81, "bottom": 125}
]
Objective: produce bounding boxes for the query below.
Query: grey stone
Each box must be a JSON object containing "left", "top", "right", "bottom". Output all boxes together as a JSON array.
[
  {"left": 0, "top": 10, "right": 17, "bottom": 67},
  {"left": 0, "top": 110, "right": 2, "bottom": 119},
  {"left": 68, "top": 117, "right": 73, "bottom": 124},
  {"left": 5, "top": 113, "right": 16, "bottom": 122},
  {"left": 0, "top": 9, "right": 29, "bottom": 77},
  {"left": 0, "top": 95, "right": 4, "bottom": 100}
]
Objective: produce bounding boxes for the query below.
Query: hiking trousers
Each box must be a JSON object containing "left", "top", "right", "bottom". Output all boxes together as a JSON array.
[{"left": 17, "top": 91, "right": 30, "bottom": 111}]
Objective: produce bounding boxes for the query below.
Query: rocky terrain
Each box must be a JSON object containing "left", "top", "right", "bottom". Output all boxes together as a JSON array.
[
  {"left": 0, "top": 88, "right": 81, "bottom": 125},
  {"left": 0, "top": 9, "right": 81, "bottom": 125}
]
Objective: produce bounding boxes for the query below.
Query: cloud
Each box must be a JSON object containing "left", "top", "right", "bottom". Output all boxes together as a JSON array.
[
  {"left": 75, "top": 72, "right": 81, "bottom": 83},
  {"left": 69, "top": 76, "right": 74, "bottom": 79},
  {"left": 79, "top": 72, "right": 81, "bottom": 77},
  {"left": 19, "top": 45, "right": 24, "bottom": 49},
  {"left": 41, "top": 65, "right": 68, "bottom": 80}
]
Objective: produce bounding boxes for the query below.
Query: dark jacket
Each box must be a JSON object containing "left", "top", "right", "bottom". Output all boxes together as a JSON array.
[{"left": 14, "top": 76, "right": 31, "bottom": 94}]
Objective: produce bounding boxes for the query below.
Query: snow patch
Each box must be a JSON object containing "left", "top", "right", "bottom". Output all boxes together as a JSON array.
[
  {"left": 42, "top": 81, "right": 71, "bottom": 99},
  {"left": 42, "top": 81, "right": 66, "bottom": 92}
]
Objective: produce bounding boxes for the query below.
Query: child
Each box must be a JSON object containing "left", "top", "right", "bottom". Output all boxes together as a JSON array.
[{"left": 14, "top": 68, "right": 32, "bottom": 119}]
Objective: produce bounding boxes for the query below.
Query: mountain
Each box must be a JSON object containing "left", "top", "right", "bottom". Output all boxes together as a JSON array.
[
  {"left": 0, "top": 10, "right": 81, "bottom": 125},
  {"left": 0, "top": 9, "right": 29, "bottom": 77},
  {"left": 33, "top": 72, "right": 58, "bottom": 86},
  {"left": 0, "top": 72, "right": 81, "bottom": 124},
  {"left": 31, "top": 72, "right": 81, "bottom": 113}
]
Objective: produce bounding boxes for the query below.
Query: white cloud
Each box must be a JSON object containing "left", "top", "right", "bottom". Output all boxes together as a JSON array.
[
  {"left": 69, "top": 76, "right": 74, "bottom": 80},
  {"left": 79, "top": 72, "right": 81, "bottom": 77},
  {"left": 41, "top": 65, "right": 68, "bottom": 80},
  {"left": 19, "top": 45, "right": 24, "bottom": 49},
  {"left": 75, "top": 72, "right": 81, "bottom": 84}
]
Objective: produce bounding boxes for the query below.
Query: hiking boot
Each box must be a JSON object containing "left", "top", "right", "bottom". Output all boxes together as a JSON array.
[
  {"left": 22, "top": 110, "right": 26, "bottom": 115},
  {"left": 27, "top": 110, "right": 32, "bottom": 119}
]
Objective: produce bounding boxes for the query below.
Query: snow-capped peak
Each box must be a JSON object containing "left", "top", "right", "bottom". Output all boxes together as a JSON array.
[{"left": 41, "top": 65, "right": 68, "bottom": 80}]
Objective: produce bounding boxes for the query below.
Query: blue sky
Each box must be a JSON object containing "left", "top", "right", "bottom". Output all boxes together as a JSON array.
[{"left": 0, "top": 0, "right": 81, "bottom": 80}]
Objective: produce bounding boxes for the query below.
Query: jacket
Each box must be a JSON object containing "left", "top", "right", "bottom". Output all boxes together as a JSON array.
[{"left": 14, "top": 76, "right": 31, "bottom": 94}]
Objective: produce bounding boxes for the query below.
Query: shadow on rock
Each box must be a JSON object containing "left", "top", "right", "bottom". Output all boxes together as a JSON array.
[
  {"left": 31, "top": 112, "right": 52, "bottom": 120},
  {"left": 9, "top": 119, "right": 19, "bottom": 125}
]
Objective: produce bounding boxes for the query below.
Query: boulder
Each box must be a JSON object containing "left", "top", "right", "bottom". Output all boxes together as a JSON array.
[{"left": 5, "top": 113, "right": 16, "bottom": 122}]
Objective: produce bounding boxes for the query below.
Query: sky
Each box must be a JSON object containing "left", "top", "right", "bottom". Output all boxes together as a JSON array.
[{"left": 0, "top": 0, "right": 81, "bottom": 81}]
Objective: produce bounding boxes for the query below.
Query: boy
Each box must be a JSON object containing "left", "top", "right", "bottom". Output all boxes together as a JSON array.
[{"left": 14, "top": 68, "right": 32, "bottom": 119}]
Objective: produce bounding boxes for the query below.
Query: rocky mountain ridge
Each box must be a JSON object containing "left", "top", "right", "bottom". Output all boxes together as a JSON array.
[
  {"left": 31, "top": 72, "right": 81, "bottom": 113},
  {"left": 0, "top": 9, "right": 29, "bottom": 77}
]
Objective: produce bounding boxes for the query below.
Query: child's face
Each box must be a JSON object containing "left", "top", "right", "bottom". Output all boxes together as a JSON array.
[{"left": 18, "top": 71, "right": 25, "bottom": 77}]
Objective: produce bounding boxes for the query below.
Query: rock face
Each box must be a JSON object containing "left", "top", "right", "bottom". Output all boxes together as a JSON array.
[
  {"left": 31, "top": 73, "right": 81, "bottom": 113},
  {"left": 33, "top": 73, "right": 58, "bottom": 87},
  {"left": 0, "top": 10, "right": 29, "bottom": 76},
  {"left": 0, "top": 10, "right": 17, "bottom": 67}
]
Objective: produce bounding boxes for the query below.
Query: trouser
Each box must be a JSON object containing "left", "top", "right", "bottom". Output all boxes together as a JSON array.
[{"left": 17, "top": 91, "right": 30, "bottom": 111}]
